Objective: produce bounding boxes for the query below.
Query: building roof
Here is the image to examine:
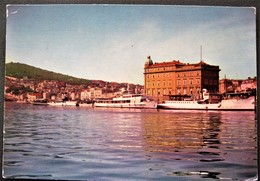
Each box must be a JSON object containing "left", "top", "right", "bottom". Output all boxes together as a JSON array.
[
  {"left": 146, "top": 59, "right": 219, "bottom": 70},
  {"left": 147, "top": 60, "right": 185, "bottom": 68}
]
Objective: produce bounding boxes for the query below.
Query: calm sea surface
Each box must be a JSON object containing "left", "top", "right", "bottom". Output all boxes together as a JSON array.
[{"left": 3, "top": 102, "right": 257, "bottom": 180}]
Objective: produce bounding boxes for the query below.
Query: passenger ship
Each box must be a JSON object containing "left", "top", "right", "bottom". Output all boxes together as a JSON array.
[
  {"left": 48, "top": 101, "right": 79, "bottom": 107},
  {"left": 157, "top": 89, "right": 255, "bottom": 111},
  {"left": 219, "top": 92, "right": 255, "bottom": 111},
  {"left": 94, "top": 94, "right": 157, "bottom": 109}
]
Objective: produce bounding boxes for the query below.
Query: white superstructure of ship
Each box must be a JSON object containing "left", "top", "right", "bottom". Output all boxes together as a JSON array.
[
  {"left": 94, "top": 94, "right": 157, "bottom": 109},
  {"left": 48, "top": 101, "right": 79, "bottom": 106}
]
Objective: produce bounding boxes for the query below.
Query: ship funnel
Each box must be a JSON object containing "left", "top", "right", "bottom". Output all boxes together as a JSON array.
[{"left": 202, "top": 89, "right": 209, "bottom": 100}]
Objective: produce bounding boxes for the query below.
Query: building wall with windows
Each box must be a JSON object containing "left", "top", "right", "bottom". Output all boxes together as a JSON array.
[
  {"left": 144, "top": 56, "right": 220, "bottom": 101},
  {"left": 219, "top": 77, "right": 257, "bottom": 94}
]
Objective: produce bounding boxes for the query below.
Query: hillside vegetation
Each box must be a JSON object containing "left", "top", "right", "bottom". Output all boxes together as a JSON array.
[{"left": 5, "top": 62, "right": 91, "bottom": 85}]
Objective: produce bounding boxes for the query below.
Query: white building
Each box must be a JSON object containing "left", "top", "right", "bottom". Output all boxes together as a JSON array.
[
  {"left": 80, "top": 90, "right": 90, "bottom": 100},
  {"left": 90, "top": 88, "right": 102, "bottom": 99}
]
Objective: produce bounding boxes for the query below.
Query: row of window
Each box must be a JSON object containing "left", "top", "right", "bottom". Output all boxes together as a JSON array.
[
  {"left": 146, "top": 78, "right": 218, "bottom": 88},
  {"left": 146, "top": 66, "right": 174, "bottom": 72},
  {"left": 146, "top": 88, "right": 201, "bottom": 96},
  {"left": 146, "top": 81, "right": 170, "bottom": 88},
  {"left": 146, "top": 79, "right": 201, "bottom": 88},
  {"left": 96, "top": 100, "right": 131, "bottom": 103},
  {"left": 145, "top": 71, "right": 202, "bottom": 77},
  {"left": 147, "top": 88, "right": 171, "bottom": 95},
  {"left": 145, "top": 71, "right": 218, "bottom": 79},
  {"left": 177, "top": 79, "right": 200, "bottom": 85},
  {"left": 146, "top": 66, "right": 204, "bottom": 73},
  {"left": 146, "top": 73, "right": 172, "bottom": 79}
]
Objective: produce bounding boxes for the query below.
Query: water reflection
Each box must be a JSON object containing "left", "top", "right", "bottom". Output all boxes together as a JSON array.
[
  {"left": 142, "top": 111, "right": 222, "bottom": 152},
  {"left": 141, "top": 110, "right": 256, "bottom": 180}
]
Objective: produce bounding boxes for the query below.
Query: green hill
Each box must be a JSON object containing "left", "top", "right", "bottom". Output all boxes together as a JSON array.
[{"left": 5, "top": 62, "right": 91, "bottom": 85}]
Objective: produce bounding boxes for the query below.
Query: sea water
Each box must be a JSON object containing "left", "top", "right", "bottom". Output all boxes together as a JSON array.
[{"left": 3, "top": 102, "right": 257, "bottom": 180}]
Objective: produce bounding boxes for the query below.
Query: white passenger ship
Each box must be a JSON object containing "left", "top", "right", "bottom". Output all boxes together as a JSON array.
[
  {"left": 94, "top": 94, "right": 157, "bottom": 109},
  {"left": 157, "top": 89, "right": 255, "bottom": 111},
  {"left": 48, "top": 101, "right": 79, "bottom": 107}
]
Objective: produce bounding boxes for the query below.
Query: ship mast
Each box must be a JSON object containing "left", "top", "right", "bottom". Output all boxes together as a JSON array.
[{"left": 200, "top": 45, "right": 203, "bottom": 61}]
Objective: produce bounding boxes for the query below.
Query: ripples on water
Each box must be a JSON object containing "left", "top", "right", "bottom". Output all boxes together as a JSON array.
[{"left": 3, "top": 102, "right": 257, "bottom": 180}]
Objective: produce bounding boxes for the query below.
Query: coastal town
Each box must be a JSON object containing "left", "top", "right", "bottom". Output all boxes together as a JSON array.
[
  {"left": 4, "top": 75, "right": 144, "bottom": 102},
  {"left": 4, "top": 57, "right": 257, "bottom": 104}
]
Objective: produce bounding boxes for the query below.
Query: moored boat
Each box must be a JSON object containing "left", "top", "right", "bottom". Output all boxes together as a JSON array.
[
  {"left": 94, "top": 94, "right": 157, "bottom": 109},
  {"left": 157, "top": 100, "right": 222, "bottom": 110},
  {"left": 219, "top": 92, "right": 255, "bottom": 111},
  {"left": 157, "top": 89, "right": 255, "bottom": 111},
  {"left": 48, "top": 101, "right": 79, "bottom": 107},
  {"left": 32, "top": 99, "right": 49, "bottom": 106}
]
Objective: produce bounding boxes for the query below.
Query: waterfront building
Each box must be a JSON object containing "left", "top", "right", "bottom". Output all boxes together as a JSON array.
[
  {"left": 43, "top": 92, "right": 51, "bottom": 100},
  {"left": 80, "top": 90, "right": 90, "bottom": 100},
  {"left": 219, "top": 78, "right": 242, "bottom": 94},
  {"left": 90, "top": 88, "right": 103, "bottom": 100},
  {"left": 219, "top": 76, "right": 257, "bottom": 94},
  {"left": 144, "top": 56, "right": 220, "bottom": 101},
  {"left": 27, "top": 92, "right": 43, "bottom": 101},
  {"left": 241, "top": 77, "right": 257, "bottom": 91},
  {"left": 70, "top": 92, "right": 76, "bottom": 101}
]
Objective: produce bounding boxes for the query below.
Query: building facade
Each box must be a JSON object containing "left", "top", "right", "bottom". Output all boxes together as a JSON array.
[
  {"left": 219, "top": 76, "right": 257, "bottom": 94},
  {"left": 144, "top": 56, "right": 220, "bottom": 101}
]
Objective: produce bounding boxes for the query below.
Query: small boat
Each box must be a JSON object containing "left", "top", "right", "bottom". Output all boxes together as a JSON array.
[
  {"left": 32, "top": 99, "right": 49, "bottom": 106},
  {"left": 94, "top": 94, "right": 157, "bottom": 109}
]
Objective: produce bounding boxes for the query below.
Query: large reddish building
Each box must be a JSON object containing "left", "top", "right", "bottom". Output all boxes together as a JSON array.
[{"left": 144, "top": 56, "right": 220, "bottom": 101}]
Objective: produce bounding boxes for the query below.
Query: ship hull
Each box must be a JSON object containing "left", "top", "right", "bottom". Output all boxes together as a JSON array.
[
  {"left": 157, "top": 101, "right": 221, "bottom": 110},
  {"left": 157, "top": 96, "right": 255, "bottom": 111}
]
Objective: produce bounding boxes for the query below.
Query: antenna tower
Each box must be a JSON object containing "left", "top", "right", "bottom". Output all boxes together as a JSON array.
[{"left": 200, "top": 45, "right": 203, "bottom": 61}]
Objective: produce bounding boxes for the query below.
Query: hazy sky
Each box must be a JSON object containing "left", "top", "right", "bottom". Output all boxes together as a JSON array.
[{"left": 6, "top": 5, "right": 256, "bottom": 84}]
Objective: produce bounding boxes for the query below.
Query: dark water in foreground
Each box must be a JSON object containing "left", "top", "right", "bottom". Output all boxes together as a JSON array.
[{"left": 3, "top": 102, "right": 257, "bottom": 180}]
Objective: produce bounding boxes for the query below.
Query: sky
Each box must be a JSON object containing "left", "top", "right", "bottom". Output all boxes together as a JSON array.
[{"left": 6, "top": 5, "right": 256, "bottom": 84}]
